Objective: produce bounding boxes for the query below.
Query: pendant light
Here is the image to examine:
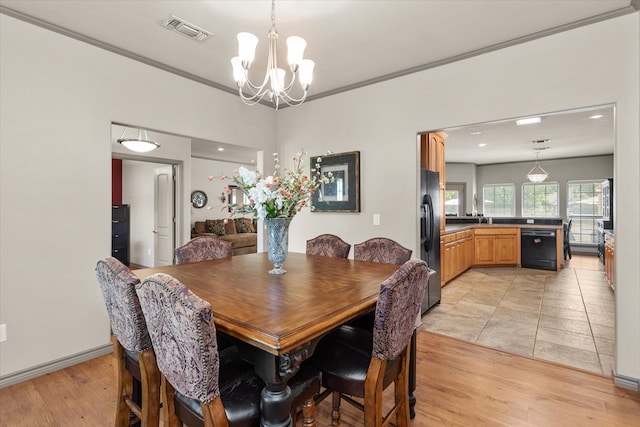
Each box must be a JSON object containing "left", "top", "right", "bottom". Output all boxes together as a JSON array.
[
  {"left": 527, "top": 152, "right": 548, "bottom": 183},
  {"left": 117, "top": 128, "right": 160, "bottom": 153}
]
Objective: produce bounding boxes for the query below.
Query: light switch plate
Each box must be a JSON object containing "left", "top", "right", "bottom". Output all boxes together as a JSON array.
[
  {"left": 0, "top": 324, "right": 6, "bottom": 343},
  {"left": 373, "top": 214, "right": 381, "bottom": 226}
]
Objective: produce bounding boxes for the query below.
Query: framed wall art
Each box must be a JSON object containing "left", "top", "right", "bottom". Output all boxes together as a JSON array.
[{"left": 310, "top": 151, "right": 360, "bottom": 212}]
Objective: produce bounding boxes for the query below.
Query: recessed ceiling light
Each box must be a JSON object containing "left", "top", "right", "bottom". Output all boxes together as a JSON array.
[
  {"left": 516, "top": 117, "right": 541, "bottom": 126},
  {"left": 589, "top": 114, "right": 604, "bottom": 119},
  {"left": 470, "top": 131, "right": 482, "bottom": 135},
  {"left": 217, "top": 147, "right": 224, "bottom": 151},
  {"left": 478, "top": 143, "right": 487, "bottom": 147}
]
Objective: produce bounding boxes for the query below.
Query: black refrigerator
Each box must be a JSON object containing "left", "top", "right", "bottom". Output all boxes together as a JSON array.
[{"left": 420, "top": 169, "right": 441, "bottom": 314}]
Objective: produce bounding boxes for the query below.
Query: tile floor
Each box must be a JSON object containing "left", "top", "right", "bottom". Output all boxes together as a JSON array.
[{"left": 421, "top": 255, "right": 615, "bottom": 376}]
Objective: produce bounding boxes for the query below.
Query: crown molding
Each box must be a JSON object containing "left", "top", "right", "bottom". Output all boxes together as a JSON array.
[{"left": 2, "top": 3, "right": 638, "bottom": 108}]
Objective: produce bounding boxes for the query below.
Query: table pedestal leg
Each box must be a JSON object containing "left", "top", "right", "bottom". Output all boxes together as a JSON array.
[
  {"left": 409, "top": 329, "right": 417, "bottom": 419},
  {"left": 261, "top": 385, "right": 293, "bottom": 427}
]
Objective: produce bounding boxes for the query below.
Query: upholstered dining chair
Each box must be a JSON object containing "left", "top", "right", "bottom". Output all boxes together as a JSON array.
[
  {"left": 350, "top": 237, "right": 413, "bottom": 331},
  {"left": 306, "top": 234, "right": 351, "bottom": 258},
  {"left": 307, "top": 259, "right": 431, "bottom": 427},
  {"left": 135, "top": 272, "right": 321, "bottom": 427},
  {"left": 353, "top": 237, "right": 412, "bottom": 265},
  {"left": 95, "top": 257, "right": 161, "bottom": 427},
  {"left": 174, "top": 236, "right": 233, "bottom": 264},
  {"left": 563, "top": 219, "right": 573, "bottom": 260}
]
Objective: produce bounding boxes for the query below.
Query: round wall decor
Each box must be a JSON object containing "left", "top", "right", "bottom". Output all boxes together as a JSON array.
[{"left": 191, "top": 190, "right": 208, "bottom": 208}]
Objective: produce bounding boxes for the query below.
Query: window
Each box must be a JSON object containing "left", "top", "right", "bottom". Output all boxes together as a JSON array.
[
  {"left": 522, "top": 182, "right": 559, "bottom": 217},
  {"left": 483, "top": 184, "right": 515, "bottom": 217},
  {"left": 567, "top": 180, "right": 603, "bottom": 244},
  {"left": 445, "top": 190, "right": 460, "bottom": 216},
  {"left": 444, "top": 183, "right": 466, "bottom": 217}
]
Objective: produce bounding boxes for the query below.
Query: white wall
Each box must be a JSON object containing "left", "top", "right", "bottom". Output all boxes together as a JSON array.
[
  {"left": 0, "top": 14, "right": 275, "bottom": 379},
  {"left": 190, "top": 158, "right": 246, "bottom": 224},
  {"left": 278, "top": 14, "right": 639, "bottom": 385}
]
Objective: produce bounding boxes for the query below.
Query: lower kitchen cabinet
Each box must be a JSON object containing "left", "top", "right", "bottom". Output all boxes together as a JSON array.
[
  {"left": 473, "top": 228, "right": 519, "bottom": 266},
  {"left": 442, "top": 230, "right": 473, "bottom": 284}
]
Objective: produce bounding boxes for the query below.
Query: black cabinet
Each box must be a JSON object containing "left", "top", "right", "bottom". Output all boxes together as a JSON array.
[{"left": 112, "top": 204, "right": 130, "bottom": 266}]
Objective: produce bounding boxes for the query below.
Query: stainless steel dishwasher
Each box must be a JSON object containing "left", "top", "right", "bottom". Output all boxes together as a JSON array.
[{"left": 521, "top": 228, "right": 557, "bottom": 271}]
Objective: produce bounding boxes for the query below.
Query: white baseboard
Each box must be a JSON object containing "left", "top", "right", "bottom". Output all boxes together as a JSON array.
[
  {"left": 612, "top": 368, "right": 640, "bottom": 392},
  {"left": 0, "top": 344, "right": 113, "bottom": 389}
]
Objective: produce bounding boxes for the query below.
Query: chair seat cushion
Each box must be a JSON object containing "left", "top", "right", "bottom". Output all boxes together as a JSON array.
[
  {"left": 174, "top": 347, "right": 320, "bottom": 427},
  {"left": 124, "top": 349, "right": 141, "bottom": 381},
  {"left": 308, "top": 325, "right": 401, "bottom": 397}
]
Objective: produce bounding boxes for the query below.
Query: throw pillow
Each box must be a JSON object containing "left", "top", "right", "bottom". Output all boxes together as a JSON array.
[
  {"left": 205, "top": 219, "right": 226, "bottom": 236},
  {"left": 224, "top": 218, "right": 237, "bottom": 235},
  {"left": 235, "top": 217, "right": 255, "bottom": 234},
  {"left": 194, "top": 222, "right": 206, "bottom": 234}
]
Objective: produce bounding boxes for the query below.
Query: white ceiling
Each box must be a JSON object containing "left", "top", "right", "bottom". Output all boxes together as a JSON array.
[{"left": 1, "top": 0, "right": 634, "bottom": 164}]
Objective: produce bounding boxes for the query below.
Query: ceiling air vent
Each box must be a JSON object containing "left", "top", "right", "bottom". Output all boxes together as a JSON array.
[{"left": 161, "top": 15, "right": 212, "bottom": 42}]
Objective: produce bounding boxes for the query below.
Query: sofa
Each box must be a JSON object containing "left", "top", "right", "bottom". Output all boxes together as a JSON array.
[{"left": 192, "top": 218, "right": 258, "bottom": 256}]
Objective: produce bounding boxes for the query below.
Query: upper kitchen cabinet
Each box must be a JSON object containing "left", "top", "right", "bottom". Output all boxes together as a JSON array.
[{"left": 421, "top": 132, "right": 447, "bottom": 234}]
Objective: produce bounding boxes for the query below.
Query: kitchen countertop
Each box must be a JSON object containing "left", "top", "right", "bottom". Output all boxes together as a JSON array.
[{"left": 444, "top": 223, "right": 563, "bottom": 235}]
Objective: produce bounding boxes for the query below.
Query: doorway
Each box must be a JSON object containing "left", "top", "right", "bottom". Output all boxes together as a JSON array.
[{"left": 114, "top": 158, "right": 177, "bottom": 268}]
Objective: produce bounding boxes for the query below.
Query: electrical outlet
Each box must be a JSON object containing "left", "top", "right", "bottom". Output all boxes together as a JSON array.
[
  {"left": 527, "top": 219, "right": 534, "bottom": 224},
  {"left": 373, "top": 214, "right": 381, "bottom": 226},
  {"left": 0, "top": 324, "right": 6, "bottom": 343}
]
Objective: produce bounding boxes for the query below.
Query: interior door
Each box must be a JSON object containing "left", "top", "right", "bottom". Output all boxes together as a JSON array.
[{"left": 154, "top": 165, "right": 175, "bottom": 266}]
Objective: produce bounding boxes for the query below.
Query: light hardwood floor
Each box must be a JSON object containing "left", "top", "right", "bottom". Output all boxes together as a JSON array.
[{"left": 1, "top": 331, "right": 638, "bottom": 426}]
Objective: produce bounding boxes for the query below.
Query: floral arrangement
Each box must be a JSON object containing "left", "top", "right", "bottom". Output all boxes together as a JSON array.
[{"left": 209, "top": 151, "right": 331, "bottom": 220}]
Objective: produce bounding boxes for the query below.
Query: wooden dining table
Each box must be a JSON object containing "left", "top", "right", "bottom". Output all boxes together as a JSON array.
[{"left": 133, "top": 252, "right": 417, "bottom": 427}]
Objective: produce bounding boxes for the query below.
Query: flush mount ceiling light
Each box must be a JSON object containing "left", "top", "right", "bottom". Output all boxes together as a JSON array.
[
  {"left": 527, "top": 152, "right": 548, "bottom": 183},
  {"left": 516, "top": 117, "right": 541, "bottom": 126},
  {"left": 231, "top": 0, "right": 315, "bottom": 110},
  {"left": 116, "top": 128, "right": 160, "bottom": 153}
]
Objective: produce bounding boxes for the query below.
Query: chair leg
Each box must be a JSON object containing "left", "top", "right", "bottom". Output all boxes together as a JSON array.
[
  {"left": 138, "top": 349, "right": 161, "bottom": 427},
  {"left": 112, "top": 336, "right": 134, "bottom": 427},
  {"left": 331, "top": 391, "right": 341, "bottom": 426},
  {"left": 393, "top": 350, "right": 411, "bottom": 427},
  {"left": 301, "top": 397, "right": 316, "bottom": 427}
]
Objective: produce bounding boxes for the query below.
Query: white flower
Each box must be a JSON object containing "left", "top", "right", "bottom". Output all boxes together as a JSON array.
[{"left": 238, "top": 167, "right": 258, "bottom": 186}]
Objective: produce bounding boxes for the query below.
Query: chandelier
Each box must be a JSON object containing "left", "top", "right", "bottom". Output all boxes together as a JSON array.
[
  {"left": 116, "top": 128, "right": 160, "bottom": 153},
  {"left": 231, "top": 0, "right": 315, "bottom": 109},
  {"left": 527, "top": 152, "right": 549, "bottom": 183}
]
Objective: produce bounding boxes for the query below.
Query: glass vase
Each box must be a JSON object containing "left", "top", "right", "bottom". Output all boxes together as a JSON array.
[{"left": 265, "top": 217, "right": 292, "bottom": 275}]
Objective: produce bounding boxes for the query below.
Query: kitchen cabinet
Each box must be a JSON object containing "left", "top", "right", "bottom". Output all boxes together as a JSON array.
[
  {"left": 473, "top": 227, "right": 519, "bottom": 266},
  {"left": 604, "top": 233, "right": 614, "bottom": 290},
  {"left": 420, "top": 132, "right": 446, "bottom": 234},
  {"left": 442, "top": 229, "right": 473, "bottom": 285}
]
